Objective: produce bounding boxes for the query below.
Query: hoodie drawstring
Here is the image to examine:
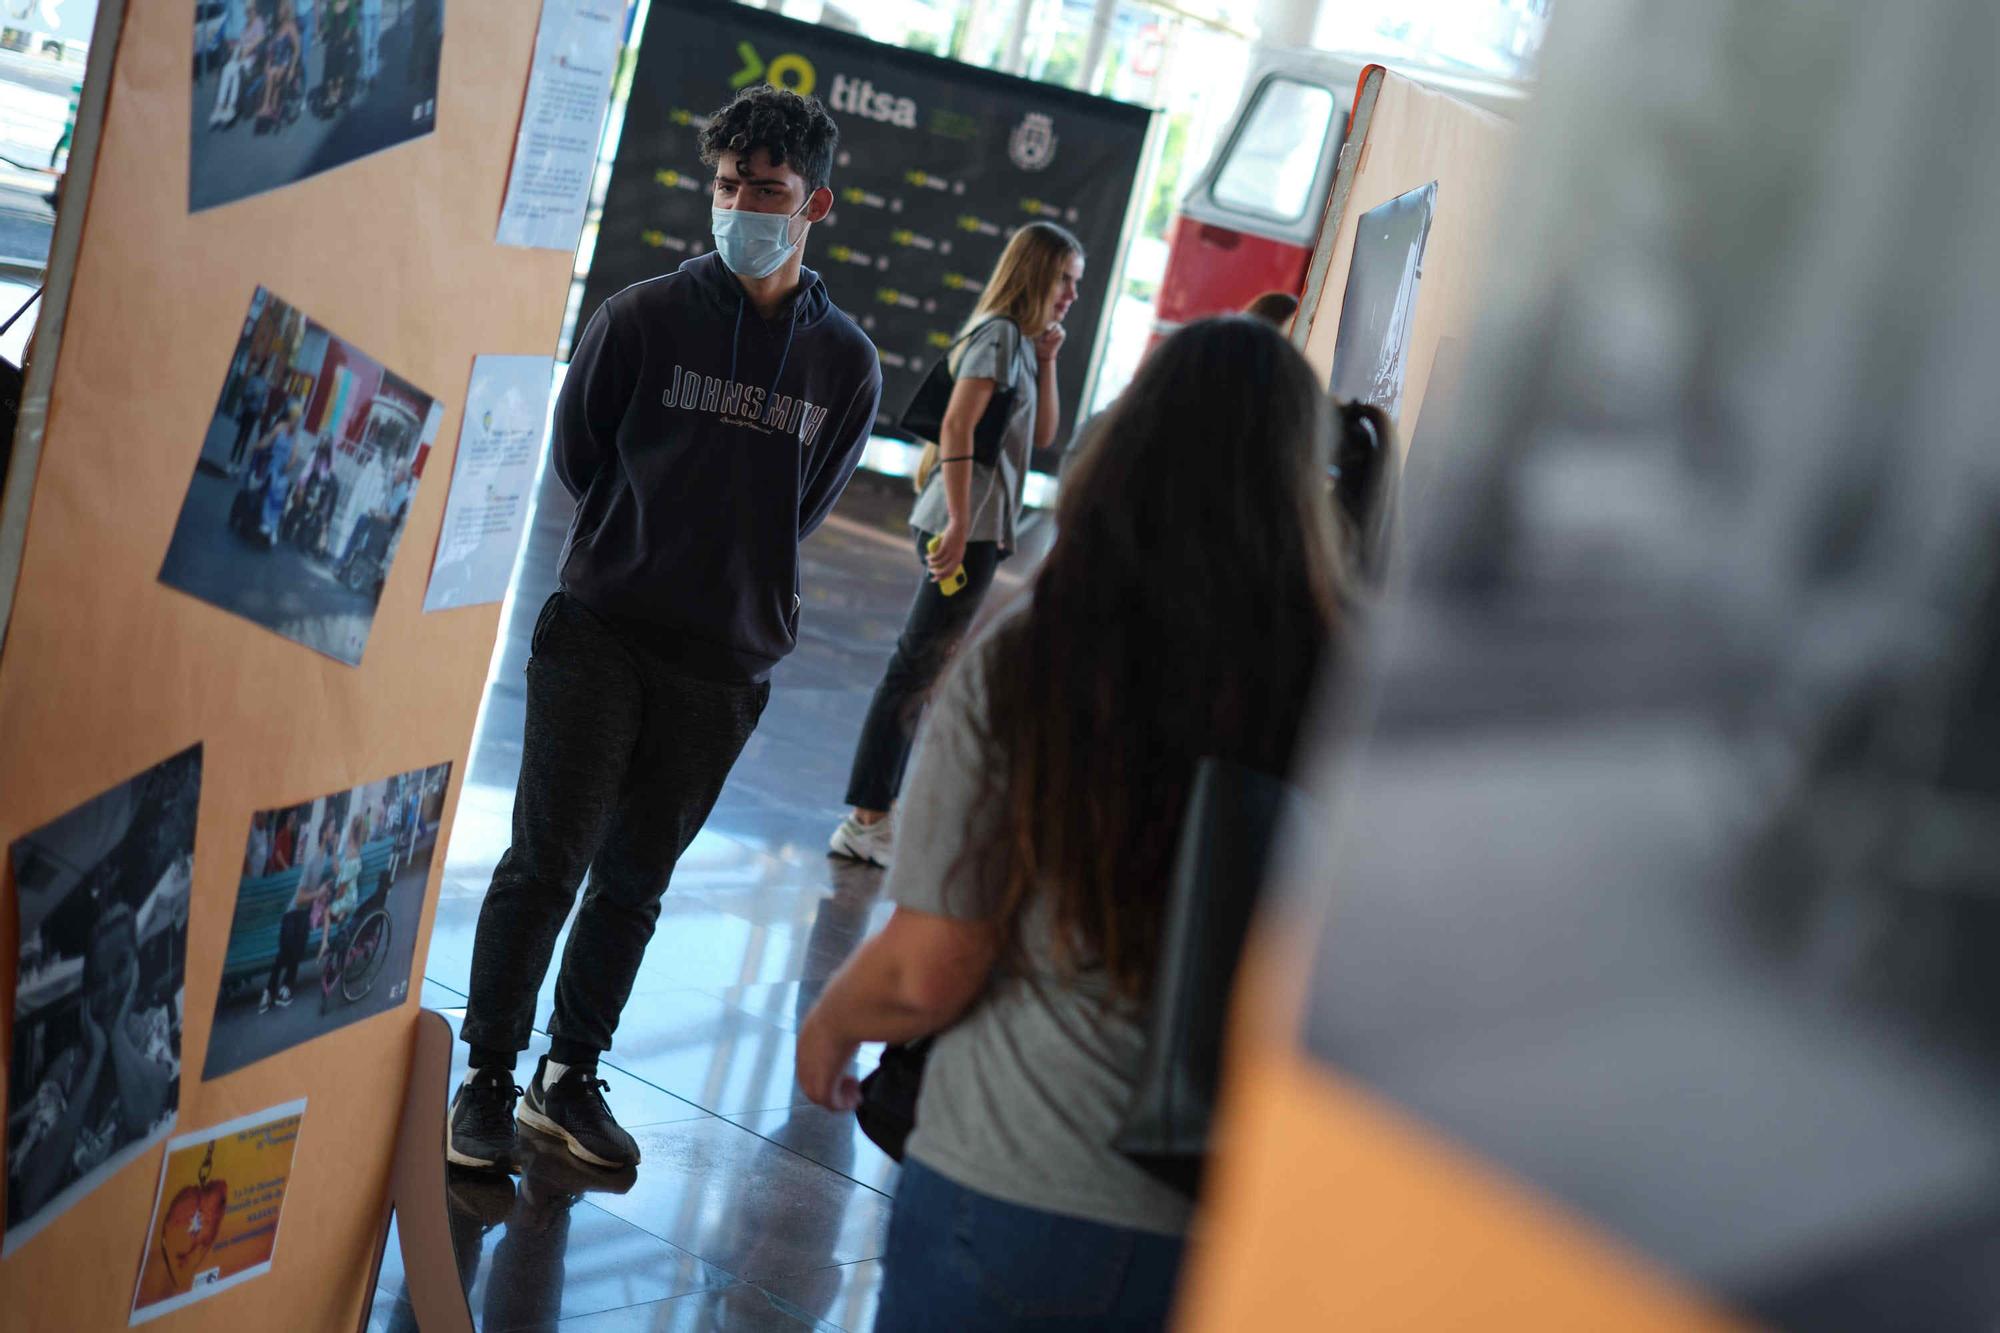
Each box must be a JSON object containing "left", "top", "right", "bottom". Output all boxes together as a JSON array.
[
  {"left": 729, "top": 297, "right": 744, "bottom": 390},
  {"left": 731, "top": 294, "right": 803, "bottom": 432},
  {"left": 771, "top": 304, "right": 799, "bottom": 407}
]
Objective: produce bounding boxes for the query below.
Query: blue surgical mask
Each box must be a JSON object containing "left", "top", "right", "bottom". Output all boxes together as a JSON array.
[{"left": 711, "top": 200, "right": 809, "bottom": 279}]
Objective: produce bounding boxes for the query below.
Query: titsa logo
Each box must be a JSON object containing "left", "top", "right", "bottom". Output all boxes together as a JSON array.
[
  {"left": 829, "top": 74, "right": 918, "bottom": 128},
  {"left": 730, "top": 41, "right": 818, "bottom": 96},
  {"left": 730, "top": 41, "right": 918, "bottom": 130}
]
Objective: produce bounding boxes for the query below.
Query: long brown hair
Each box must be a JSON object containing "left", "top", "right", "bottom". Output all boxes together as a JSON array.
[
  {"left": 953, "top": 316, "right": 1345, "bottom": 1000},
  {"left": 955, "top": 221, "right": 1082, "bottom": 360}
]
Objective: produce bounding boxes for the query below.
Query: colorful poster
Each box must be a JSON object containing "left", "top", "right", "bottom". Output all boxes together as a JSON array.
[
  {"left": 497, "top": 0, "right": 626, "bottom": 250},
  {"left": 423, "top": 355, "right": 556, "bottom": 612},
  {"left": 1328, "top": 181, "right": 1437, "bottom": 422},
  {"left": 5, "top": 744, "right": 201, "bottom": 1256},
  {"left": 202, "top": 763, "right": 452, "bottom": 1079},
  {"left": 129, "top": 1100, "right": 306, "bottom": 1325},
  {"left": 158, "top": 286, "right": 443, "bottom": 666},
  {"left": 190, "top": 0, "right": 447, "bottom": 211}
]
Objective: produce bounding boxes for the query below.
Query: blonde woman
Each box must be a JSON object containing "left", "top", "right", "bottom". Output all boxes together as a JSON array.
[{"left": 831, "top": 222, "right": 1084, "bottom": 867}]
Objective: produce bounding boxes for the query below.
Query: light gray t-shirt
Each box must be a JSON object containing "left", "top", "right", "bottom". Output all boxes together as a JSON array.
[
  {"left": 887, "top": 608, "right": 1193, "bottom": 1236},
  {"left": 908, "top": 317, "right": 1039, "bottom": 552}
]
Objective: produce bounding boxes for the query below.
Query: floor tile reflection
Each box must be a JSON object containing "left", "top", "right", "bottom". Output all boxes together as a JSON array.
[
  {"left": 554, "top": 1282, "right": 824, "bottom": 1331},
  {"left": 370, "top": 1139, "right": 731, "bottom": 1332},
  {"left": 725, "top": 1104, "right": 900, "bottom": 1197},
  {"left": 588, "top": 1117, "right": 893, "bottom": 1283},
  {"left": 762, "top": 1259, "right": 884, "bottom": 1333}
]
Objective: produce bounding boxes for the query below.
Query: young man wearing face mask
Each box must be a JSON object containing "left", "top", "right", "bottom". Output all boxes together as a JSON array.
[{"left": 450, "top": 85, "right": 881, "bottom": 1172}]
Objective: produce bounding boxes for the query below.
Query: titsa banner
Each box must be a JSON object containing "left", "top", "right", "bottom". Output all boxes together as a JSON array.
[{"left": 582, "top": 0, "right": 1153, "bottom": 446}]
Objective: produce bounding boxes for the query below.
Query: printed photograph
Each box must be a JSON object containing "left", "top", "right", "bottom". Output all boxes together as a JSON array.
[
  {"left": 1329, "top": 180, "right": 1438, "bottom": 421},
  {"left": 130, "top": 1099, "right": 306, "bottom": 1324},
  {"left": 191, "top": 0, "right": 446, "bottom": 211},
  {"left": 201, "top": 762, "right": 451, "bottom": 1080},
  {"left": 159, "top": 286, "right": 441, "bottom": 665},
  {"left": 5, "top": 744, "right": 201, "bottom": 1257}
]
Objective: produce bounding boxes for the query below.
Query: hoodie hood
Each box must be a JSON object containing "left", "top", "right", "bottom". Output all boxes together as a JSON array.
[{"left": 682, "top": 251, "right": 834, "bottom": 329}]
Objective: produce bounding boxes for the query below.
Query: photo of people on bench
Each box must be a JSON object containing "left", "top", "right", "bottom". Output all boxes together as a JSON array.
[{"left": 202, "top": 762, "right": 451, "bottom": 1080}]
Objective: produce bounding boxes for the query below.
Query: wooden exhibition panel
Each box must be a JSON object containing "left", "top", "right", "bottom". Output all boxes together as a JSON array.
[
  {"left": 1174, "top": 936, "right": 1745, "bottom": 1332},
  {"left": 1295, "top": 65, "right": 1513, "bottom": 454},
  {"left": 1170, "top": 68, "right": 1742, "bottom": 1329},
  {"left": 0, "top": 4, "right": 571, "bottom": 1329}
]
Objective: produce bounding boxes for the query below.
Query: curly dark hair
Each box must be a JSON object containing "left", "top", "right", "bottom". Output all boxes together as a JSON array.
[{"left": 698, "top": 85, "right": 839, "bottom": 194}]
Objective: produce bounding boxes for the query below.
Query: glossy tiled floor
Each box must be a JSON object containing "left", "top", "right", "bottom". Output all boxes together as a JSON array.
[{"left": 367, "top": 465, "right": 1036, "bottom": 1332}]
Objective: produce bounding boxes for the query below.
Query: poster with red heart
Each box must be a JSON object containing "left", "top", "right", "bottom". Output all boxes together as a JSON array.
[{"left": 129, "top": 1099, "right": 305, "bottom": 1325}]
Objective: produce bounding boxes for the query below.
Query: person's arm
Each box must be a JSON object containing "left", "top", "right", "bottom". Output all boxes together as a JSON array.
[
  {"left": 1033, "top": 323, "right": 1064, "bottom": 450},
  {"left": 797, "top": 908, "right": 1000, "bottom": 1108},
  {"left": 16, "top": 1024, "right": 105, "bottom": 1215},
  {"left": 552, "top": 299, "right": 638, "bottom": 502},
  {"left": 926, "top": 375, "right": 995, "bottom": 580},
  {"left": 798, "top": 365, "right": 883, "bottom": 541}
]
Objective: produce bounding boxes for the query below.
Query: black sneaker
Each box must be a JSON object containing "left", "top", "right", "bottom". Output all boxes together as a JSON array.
[
  {"left": 517, "top": 1057, "right": 640, "bottom": 1168},
  {"left": 447, "top": 1067, "right": 521, "bottom": 1170}
]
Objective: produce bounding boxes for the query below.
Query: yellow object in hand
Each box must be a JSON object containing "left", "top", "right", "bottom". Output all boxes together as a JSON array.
[{"left": 926, "top": 534, "right": 969, "bottom": 596}]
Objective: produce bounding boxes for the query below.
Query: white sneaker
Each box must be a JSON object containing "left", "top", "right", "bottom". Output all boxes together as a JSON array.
[
  {"left": 828, "top": 813, "right": 894, "bottom": 867},
  {"left": 275, "top": 985, "right": 293, "bottom": 1007},
  {"left": 257, "top": 989, "right": 272, "bottom": 1013}
]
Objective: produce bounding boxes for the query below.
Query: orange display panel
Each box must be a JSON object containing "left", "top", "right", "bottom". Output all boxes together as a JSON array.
[{"left": 0, "top": 3, "right": 573, "bottom": 1328}]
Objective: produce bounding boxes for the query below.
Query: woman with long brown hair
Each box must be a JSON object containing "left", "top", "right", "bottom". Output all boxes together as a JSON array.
[
  {"left": 829, "top": 221, "right": 1084, "bottom": 867},
  {"left": 799, "top": 315, "right": 1345, "bottom": 1330}
]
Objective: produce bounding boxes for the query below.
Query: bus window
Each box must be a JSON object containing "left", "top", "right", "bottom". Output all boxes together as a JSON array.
[{"left": 1210, "top": 77, "right": 1337, "bottom": 224}]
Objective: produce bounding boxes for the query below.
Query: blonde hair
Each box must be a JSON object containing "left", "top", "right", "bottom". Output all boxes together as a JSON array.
[{"left": 953, "top": 221, "right": 1083, "bottom": 368}]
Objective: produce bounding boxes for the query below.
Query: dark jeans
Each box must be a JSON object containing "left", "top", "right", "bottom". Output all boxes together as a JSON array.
[
  {"left": 230, "top": 409, "right": 260, "bottom": 466},
  {"left": 876, "top": 1159, "right": 1187, "bottom": 1332},
  {"left": 843, "top": 533, "right": 1002, "bottom": 811},
  {"left": 461, "top": 592, "right": 769, "bottom": 1068},
  {"left": 266, "top": 908, "right": 309, "bottom": 995}
]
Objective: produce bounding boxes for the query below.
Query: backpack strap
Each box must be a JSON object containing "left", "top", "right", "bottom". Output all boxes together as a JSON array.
[{"left": 946, "top": 314, "right": 1020, "bottom": 374}]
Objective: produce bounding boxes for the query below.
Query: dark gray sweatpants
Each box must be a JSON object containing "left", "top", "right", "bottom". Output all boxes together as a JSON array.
[{"left": 460, "top": 592, "right": 768, "bottom": 1066}]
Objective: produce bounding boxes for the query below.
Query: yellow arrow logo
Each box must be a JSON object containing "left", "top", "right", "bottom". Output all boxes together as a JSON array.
[{"left": 729, "top": 41, "right": 764, "bottom": 89}]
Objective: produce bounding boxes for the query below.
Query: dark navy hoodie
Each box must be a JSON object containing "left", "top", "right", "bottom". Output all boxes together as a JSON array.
[{"left": 554, "top": 252, "right": 882, "bottom": 682}]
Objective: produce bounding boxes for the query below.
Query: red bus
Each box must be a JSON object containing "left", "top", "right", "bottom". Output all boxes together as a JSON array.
[{"left": 1151, "top": 48, "right": 1524, "bottom": 346}]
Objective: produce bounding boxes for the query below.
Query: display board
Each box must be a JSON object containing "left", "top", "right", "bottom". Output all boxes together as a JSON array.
[
  {"left": 1166, "top": 65, "right": 1730, "bottom": 1331},
  {"left": 0, "top": 2, "right": 578, "bottom": 1328},
  {"left": 582, "top": 0, "right": 1151, "bottom": 446},
  {"left": 1294, "top": 67, "right": 1511, "bottom": 455}
]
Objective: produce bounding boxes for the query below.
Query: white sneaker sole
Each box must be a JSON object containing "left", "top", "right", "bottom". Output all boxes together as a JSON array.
[
  {"left": 518, "top": 1102, "right": 636, "bottom": 1169},
  {"left": 827, "top": 825, "right": 890, "bottom": 867}
]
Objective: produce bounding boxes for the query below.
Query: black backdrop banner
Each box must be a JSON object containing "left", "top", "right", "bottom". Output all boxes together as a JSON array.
[{"left": 582, "top": 0, "right": 1153, "bottom": 449}]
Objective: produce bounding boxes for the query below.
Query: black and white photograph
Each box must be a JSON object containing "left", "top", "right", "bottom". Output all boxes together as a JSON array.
[
  {"left": 190, "top": 0, "right": 445, "bottom": 212},
  {"left": 159, "top": 286, "right": 441, "bottom": 665},
  {"left": 1328, "top": 180, "right": 1437, "bottom": 421},
  {"left": 201, "top": 762, "right": 451, "bottom": 1080},
  {"left": 5, "top": 744, "right": 201, "bottom": 1256}
]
